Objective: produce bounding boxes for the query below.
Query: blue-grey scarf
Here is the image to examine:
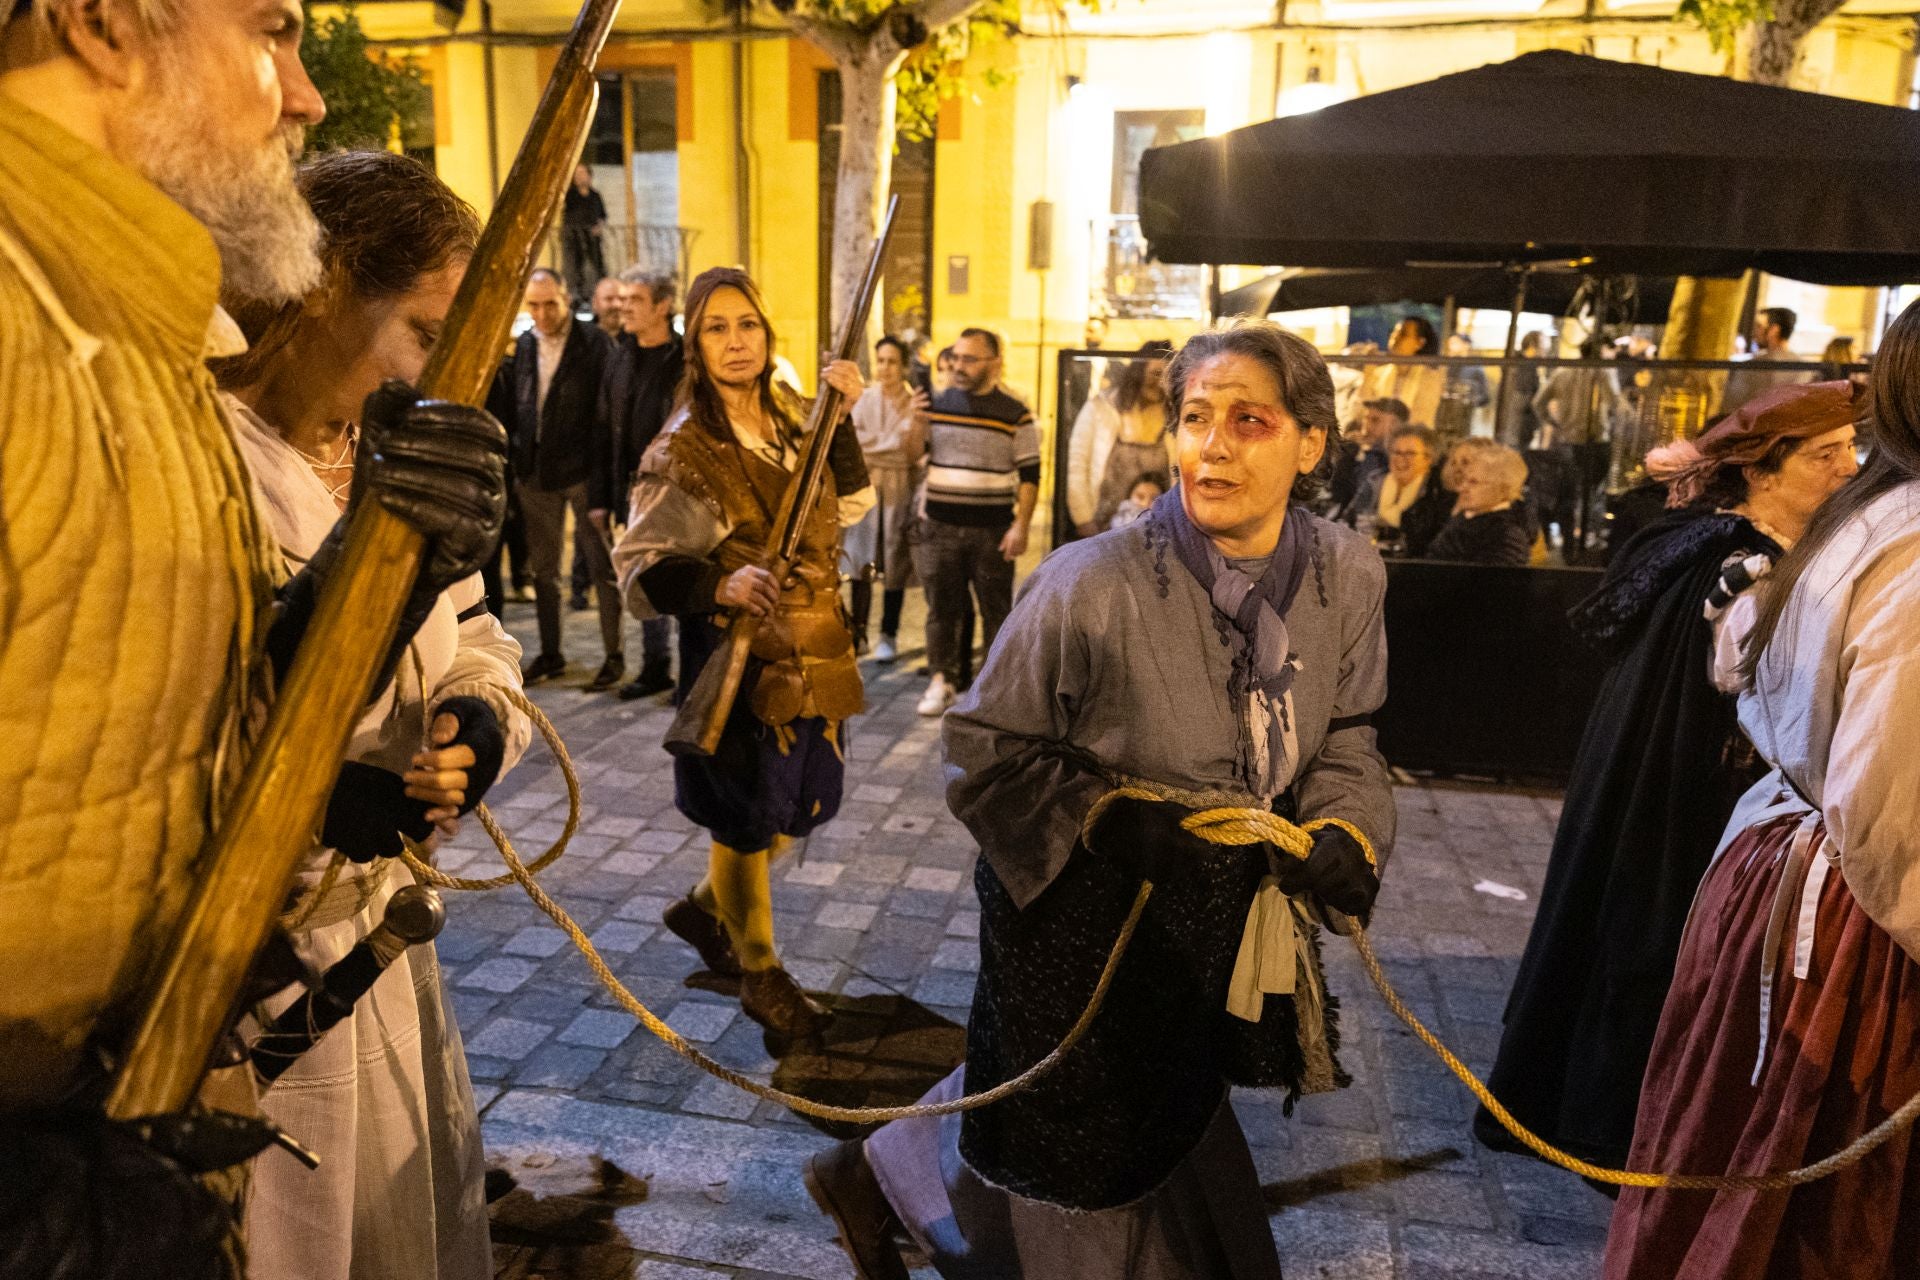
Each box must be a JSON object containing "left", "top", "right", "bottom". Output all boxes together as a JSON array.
[{"left": 1149, "top": 487, "right": 1310, "bottom": 793}]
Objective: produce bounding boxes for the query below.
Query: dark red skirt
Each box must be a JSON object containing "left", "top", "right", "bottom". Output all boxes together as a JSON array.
[{"left": 1603, "top": 814, "right": 1920, "bottom": 1279}]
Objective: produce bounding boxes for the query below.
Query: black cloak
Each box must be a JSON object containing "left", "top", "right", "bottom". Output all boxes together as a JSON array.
[{"left": 1472, "top": 510, "right": 1777, "bottom": 1170}]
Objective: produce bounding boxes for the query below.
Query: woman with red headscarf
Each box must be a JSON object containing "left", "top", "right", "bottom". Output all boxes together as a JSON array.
[
  {"left": 1604, "top": 309, "right": 1920, "bottom": 1277},
  {"left": 1474, "top": 381, "right": 1859, "bottom": 1175}
]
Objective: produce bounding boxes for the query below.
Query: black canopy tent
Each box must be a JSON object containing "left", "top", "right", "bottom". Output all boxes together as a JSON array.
[
  {"left": 1140, "top": 50, "right": 1920, "bottom": 287},
  {"left": 1214, "top": 263, "right": 1678, "bottom": 322}
]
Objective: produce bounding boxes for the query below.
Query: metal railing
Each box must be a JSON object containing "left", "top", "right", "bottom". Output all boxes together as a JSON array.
[{"left": 546, "top": 222, "right": 696, "bottom": 294}]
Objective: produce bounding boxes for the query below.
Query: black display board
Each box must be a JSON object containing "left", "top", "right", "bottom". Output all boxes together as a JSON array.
[{"left": 1377, "top": 560, "right": 1606, "bottom": 784}]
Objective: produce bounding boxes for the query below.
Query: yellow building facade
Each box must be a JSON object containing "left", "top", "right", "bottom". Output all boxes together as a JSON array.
[{"left": 336, "top": 0, "right": 1920, "bottom": 433}]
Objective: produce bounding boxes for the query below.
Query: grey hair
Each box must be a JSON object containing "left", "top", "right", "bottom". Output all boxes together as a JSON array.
[
  {"left": 1162, "top": 319, "right": 1338, "bottom": 501},
  {"left": 1475, "top": 443, "right": 1530, "bottom": 505},
  {"left": 617, "top": 265, "right": 676, "bottom": 306}
]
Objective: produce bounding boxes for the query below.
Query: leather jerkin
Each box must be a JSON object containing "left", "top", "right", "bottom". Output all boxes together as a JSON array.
[{"left": 653, "top": 420, "right": 864, "bottom": 726}]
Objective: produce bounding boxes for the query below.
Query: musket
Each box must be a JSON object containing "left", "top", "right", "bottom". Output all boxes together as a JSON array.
[
  {"left": 664, "top": 197, "right": 900, "bottom": 759},
  {"left": 102, "top": 0, "right": 624, "bottom": 1120}
]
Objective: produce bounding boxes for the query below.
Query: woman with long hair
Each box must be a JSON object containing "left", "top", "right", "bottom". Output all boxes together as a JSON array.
[
  {"left": 213, "top": 150, "right": 531, "bottom": 1280},
  {"left": 1477, "top": 383, "right": 1858, "bottom": 1176},
  {"left": 1064, "top": 339, "right": 1175, "bottom": 537},
  {"left": 612, "top": 266, "right": 871, "bottom": 1039},
  {"left": 1603, "top": 303, "right": 1920, "bottom": 1277}
]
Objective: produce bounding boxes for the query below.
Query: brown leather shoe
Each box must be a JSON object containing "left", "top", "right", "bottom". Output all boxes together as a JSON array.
[
  {"left": 739, "top": 965, "right": 833, "bottom": 1040},
  {"left": 803, "top": 1140, "right": 908, "bottom": 1280},
  {"left": 661, "top": 895, "right": 743, "bottom": 978}
]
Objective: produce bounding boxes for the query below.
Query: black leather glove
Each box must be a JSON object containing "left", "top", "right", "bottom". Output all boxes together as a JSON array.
[
  {"left": 1276, "top": 824, "right": 1379, "bottom": 922},
  {"left": 827, "top": 416, "right": 870, "bottom": 497},
  {"left": 266, "top": 382, "right": 509, "bottom": 696},
  {"left": 320, "top": 761, "right": 436, "bottom": 863},
  {"left": 432, "top": 695, "right": 504, "bottom": 815},
  {"left": 1088, "top": 795, "right": 1211, "bottom": 886}
]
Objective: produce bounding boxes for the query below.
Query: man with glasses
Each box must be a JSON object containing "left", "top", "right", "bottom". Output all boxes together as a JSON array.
[{"left": 912, "top": 327, "right": 1040, "bottom": 716}]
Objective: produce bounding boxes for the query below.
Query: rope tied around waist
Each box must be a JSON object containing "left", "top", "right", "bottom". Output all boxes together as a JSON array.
[{"left": 394, "top": 693, "right": 1920, "bottom": 1189}]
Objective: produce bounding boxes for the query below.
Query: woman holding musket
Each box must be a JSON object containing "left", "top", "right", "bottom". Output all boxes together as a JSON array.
[
  {"left": 612, "top": 266, "right": 872, "bottom": 1040},
  {"left": 213, "top": 150, "right": 531, "bottom": 1280},
  {"left": 1603, "top": 312, "right": 1920, "bottom": 1277},
  {"left": 804, "top": 321, "right": 1393, "bottom": 1279}
]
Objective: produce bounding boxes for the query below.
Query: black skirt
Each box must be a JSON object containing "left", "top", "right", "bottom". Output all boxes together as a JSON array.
[{"left": 671, "top": 617, "right": 846, "bottom": 852}]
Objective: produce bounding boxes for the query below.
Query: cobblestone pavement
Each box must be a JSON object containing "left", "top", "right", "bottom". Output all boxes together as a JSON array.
[{"left": 457, "top": 599, "right": 1614, "bottom": 1280}]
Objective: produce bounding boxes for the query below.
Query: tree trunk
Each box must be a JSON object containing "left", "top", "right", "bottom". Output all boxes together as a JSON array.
[
  {"left": 1734, "top": 0, "right": 1846, "bottom": 87},
  {"left": 827, "top": 44, "right": 907, "bottom": 347}
]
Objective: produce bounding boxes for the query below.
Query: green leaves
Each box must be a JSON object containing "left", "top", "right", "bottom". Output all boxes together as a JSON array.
[
  {"left": 300, "top": 2, "right": 431, "bottom": 155},
  {"left": 1676, "top": 0, "right": 1776, "bottom": 53},
  {"left": 893, "top": 0, "right": 1020, "bottom": 142}
]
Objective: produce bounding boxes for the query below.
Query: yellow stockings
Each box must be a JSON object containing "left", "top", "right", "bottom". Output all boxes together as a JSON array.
[{"left": 694, "top": 836, "right": 793, "bottom": 972}]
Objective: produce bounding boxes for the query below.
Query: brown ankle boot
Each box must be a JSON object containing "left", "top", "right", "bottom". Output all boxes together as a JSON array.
[
  {"left": 661, "top": 894, "right": 743, "bottom": 978},
  {"left": 740, "top": 965, "right": 832, "bottom": 1040},
  {"left": 803, "top": 1140, "right": 908, "bottom": 1280}
]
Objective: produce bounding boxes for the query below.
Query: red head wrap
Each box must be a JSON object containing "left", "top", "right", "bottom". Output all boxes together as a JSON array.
[{"left": 1645, "top": 380, "right": 1862, "bottom": 509}]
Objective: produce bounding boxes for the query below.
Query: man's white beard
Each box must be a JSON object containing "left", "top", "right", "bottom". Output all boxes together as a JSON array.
[{"left": 119, "top": 56, "right": 322, "bottom": 306}]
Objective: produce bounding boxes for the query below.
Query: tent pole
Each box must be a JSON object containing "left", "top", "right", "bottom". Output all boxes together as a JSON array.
[
  {"left": 1504, "top": 269, "right": 1528, "bottom": 358},
  {"left": 1497, "top": 268, "right": 1530, "bottom": 444}
]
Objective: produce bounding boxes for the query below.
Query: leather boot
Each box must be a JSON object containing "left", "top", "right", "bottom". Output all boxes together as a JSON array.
[
  {"left": 803, "top": 1139, "right": 909, "bottom": 1280},
  {"left": 740, "top": 965, "right": 832, "bottom": 1040},
  {"left": 661, "top": 895, "right": 743, "bottom": 978}
]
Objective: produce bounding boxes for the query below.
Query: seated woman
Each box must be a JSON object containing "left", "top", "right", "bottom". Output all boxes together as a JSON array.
[
  {"left": 1353, "top": 423, "right": 1441, "bottom": 549},
  {"left": 1425, "top": 444, "right": 1533, "bottom": 566},
  {"left": 213, "top": 150, "right": 532, "bottom": 1280}
]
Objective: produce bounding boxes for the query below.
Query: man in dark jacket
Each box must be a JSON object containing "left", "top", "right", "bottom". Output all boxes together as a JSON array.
[
  {"left": 593, "top": 267, "right": 684, "bottom": 699},
  {"left": 503, "top": 268, "right": 620, "bottom": 686}
]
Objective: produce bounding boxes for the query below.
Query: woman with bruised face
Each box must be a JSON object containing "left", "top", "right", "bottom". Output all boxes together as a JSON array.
[{"left": 804, "top": 321, "right": 1395, "bottom": 1280}]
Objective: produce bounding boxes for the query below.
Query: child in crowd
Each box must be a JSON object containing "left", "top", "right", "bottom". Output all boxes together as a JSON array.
[{"left": 1109, "top": 471, "right": 1167, "bottom": 530}]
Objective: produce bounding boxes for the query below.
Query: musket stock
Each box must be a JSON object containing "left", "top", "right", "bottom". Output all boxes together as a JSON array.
[
  {"left": 103, "top": 0, "right": 624, "bottom": 1120},
  {"left": 664, "top": 199, "right": 900, "bottom": 759}
]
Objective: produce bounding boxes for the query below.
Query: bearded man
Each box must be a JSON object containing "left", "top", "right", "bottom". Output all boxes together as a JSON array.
[{"left": 0, "top": 0, "right": 509, "bottom": 1273}]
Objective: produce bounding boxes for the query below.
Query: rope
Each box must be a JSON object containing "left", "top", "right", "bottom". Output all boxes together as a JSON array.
[
  {"left": 403, "top": 698, "right": 1920, "bottom": 1185},
  {"left": 1095, "top": 785, "right": 1920, "bottom": 1193},
  {"left": 398, "top": 689, "right": 1148, "bottom": 1124}
]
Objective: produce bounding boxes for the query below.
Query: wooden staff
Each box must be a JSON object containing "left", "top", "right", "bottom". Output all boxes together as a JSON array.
[
  {"left": 103, "top": 0, "right": 624, "bottom": 1119},
  {"left": 665, "top": 197, "right": 899, "bottom": 759}
]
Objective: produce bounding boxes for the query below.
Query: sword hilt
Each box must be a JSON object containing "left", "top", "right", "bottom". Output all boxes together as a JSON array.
[{"left": 249, "top": 885, "right": 445, "bottom": 1086}]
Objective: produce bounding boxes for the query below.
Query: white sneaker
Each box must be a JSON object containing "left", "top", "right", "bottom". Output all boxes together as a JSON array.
[
  {"left": 916, "top": 674, "right": 954, "bottom": 717},
  {"left": 873, "top": 635, "right": 898, "bottom": 663}
]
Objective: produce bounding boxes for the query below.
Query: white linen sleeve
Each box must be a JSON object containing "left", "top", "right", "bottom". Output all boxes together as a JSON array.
[
  {"left": 612, "top": 474, "right": 729, "bottom": 621},
  {"left": 1824, "top": 535, "right": 1920, "bottom": 962},
  {"left": 430, "top": 574, "right": 532, "bottom": 774},
  {"left": 838, "top": 483, "right": 877, "bottom": 528}
]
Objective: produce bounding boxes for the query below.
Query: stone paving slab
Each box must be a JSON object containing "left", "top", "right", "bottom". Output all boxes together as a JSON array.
[{"left": 459, "top": 600, "right": 1611, "bottom": 1278}]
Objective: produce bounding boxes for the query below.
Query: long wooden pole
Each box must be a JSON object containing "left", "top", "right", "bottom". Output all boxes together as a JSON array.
[{"left": 104, "top": 0, "right": 624, "bottom": 1119}]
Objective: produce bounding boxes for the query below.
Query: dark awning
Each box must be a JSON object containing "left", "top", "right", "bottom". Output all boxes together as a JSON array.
[
  {"left": 1215, "top": 263, "right": 1677, "bottom": 318},
  {"left": 1141, "top": 50, "right": 1920, "bottom": 286}
]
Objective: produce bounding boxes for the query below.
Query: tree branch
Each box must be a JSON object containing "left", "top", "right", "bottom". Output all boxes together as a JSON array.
[
  {"left": 789, "top": 11, "right": 860, "bottom": 65},
  {"left": 904, "top": 0, "right": 990, "bottom": 37}
]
